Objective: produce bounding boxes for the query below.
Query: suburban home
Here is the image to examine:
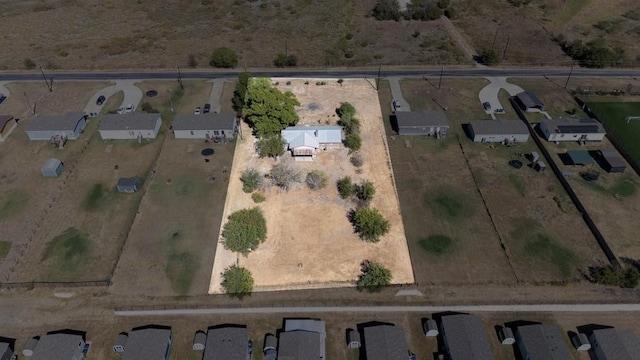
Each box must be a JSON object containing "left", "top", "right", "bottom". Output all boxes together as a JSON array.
[
  {"left": 26, "top": 112, "right": 87, "bottom": 141},
  {"left": 515, "top": 324, "right": 571, "bottom": 360},
  {"left": 363, "top": 324, "right": 410, "bottom": 360},
  {"left": 0, "top": 115, "right": 18, "bottom": 141},
  {"left": 395, "top": 110, "right": 449, "bottom": 137},
  {"left": 588, "top": 327, "right": 640, "bottom": 360},
  {"left": 42, "top": 158, "right": 63, "bottom": 178},
  {"left": 116, "top": 178, "right": 140, "bottom": 193},
  {"left": 277, "top": 319, "right": 326, "bottom": 359},
  {"left": 539, "top": 118, "right": 606, "bottom": 142},
  {"left": 440, "top": 314, "right": 494, "bottom": 360},
  {"left": 172, "top": 113, "right": 238, "bottom": 140},
  {"left": 0, "top": 342, "right": 13, "bottom": 360},
  {"left": 29, "top": 332, "right": 86, "bottom": 360},
  {"left": 514, "top": 91, "right": 544, "bottom": 111},
  {"left": 600, "top": 148, "right": 626, "bottom": 173},
  {"left": 99, "top": 113, "right": 162, "bottom": 140},
  {"left": 120, "top": 326, "right": 172, "bottom": 360},
  {"left": 468, "top": 119, "right": 530, "bottom": 143},
  {"left": 281, "top": 126, "right": 342, "bottom": 161},
  {"left": 202, "top": 326, "right": 251, "bottom": 360}
]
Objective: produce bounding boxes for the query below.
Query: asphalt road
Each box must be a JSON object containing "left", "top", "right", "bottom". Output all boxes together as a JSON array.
[{"left": 0, "top": 67, "right": 639, "bottom": 81}]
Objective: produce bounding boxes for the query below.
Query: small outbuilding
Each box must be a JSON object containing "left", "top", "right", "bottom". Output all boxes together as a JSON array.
[
  {"left": 263, "top": 334, "right": 277, "bottom": 360},
  {"left": 113, "top": 333, "right": 128, "bottom": 353},
  {"left": 22, "top": 338, "right": 39, "bottom": 357},
  {"left": 26, "top": 112, "right": 87, "bottom": 141},
  {"left": 514, "top": 91, "right": 544, "bottom": 111},
  {"left": 41, "top": 158, "right": 63, "bottom": 178},
  {"left": 534, "top": 161, "right": 546, "bottom": 173},
  {"left": 567, "top": 150, "right": 593, "bottom": 165},
  {"left": 571, "top": 333, "right": 591, "bottom": 351},
  {"left": 117, "top": 177, "right": 140, "bottom": 193},
  {"left": 423, "top": 319, "right": 439, "bottom": 337},
  {"left": 99, "top": 113, "right": 162, "bottom": 140},
  {"left": 468, "top": 119, "right": 529, "bottom": 143},
  {"left": 540, "top": 118, "right": 606, "bottom": 142},
  {"left": 600, "top": 148, "right": 626, "bottom": 173},
  {"left": 0, "top": 115, "right": 18, "bottom": 142},
  {"left": 347, "top": 329, "right": 361, "bottom": 348},
  {"left": 499, "top": 327, "right": 515, "bottom": 345},
  {"left": 172, "top": 113, "right": 238, "bottom": 140},
  {"left": 395, "top": 110, "right": 449, "bottom": 137},
  {"left": 192, "top": 331, "right": 206, "bottom": 351}
]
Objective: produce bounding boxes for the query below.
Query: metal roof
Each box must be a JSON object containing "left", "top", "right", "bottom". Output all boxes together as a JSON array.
[
  {"left": 121, "top": 328, "right": 172, "bottom": 360},
  {"left": 469, "top": 119, "right": 529, "bottom": 135},
  {"left": 542, "top": 118, "right": 606, "bottom": 134},
  {"left": 42, "top": 158, "right": 62, "bottom": 171},
  {"left": 172, "top": 113, "right": 236, "bottom": 131},
  {"left": 31, "top": 333, "right": 84, "bottom": 360},
  {"left": 516, "top": 324, "right": 571, "bottom": 360},
  {"left": 27, "top": 112, "right": 85, "bottom": 132},
  {"left": 396, "top": 110, "right": 449, "bottom": 128},
  {"left": 441, "top": 314, "right": 494, "bottom": 360},
  {"left": 288, "top": 132, "right": 319, "bottom": 149},
  {"left": 591, "top": 328, "right": 640, "bottom": 359},
  {"left": 282, "top": 126, "right": 342, "bottom": 144},
  {"left": 363, "top": 325, "right": 407, "bottom": 360},
  {"left": 100, "top": 113, "right": 161, "bottom": 131},
  {"left": 601, "top": 148, "right": 627, "bottom": 169},
  {"left": 516, "top": 92, "right": 544, "bottom": 108},
  {"left": 202, "top": 327, "right": 248, "bottom": 360},
  {"left": 567, "top": 150, "right": 593, "bottom": 165},
  {"left": 117, "top": 177, "right": 139, "bottom": 189}
]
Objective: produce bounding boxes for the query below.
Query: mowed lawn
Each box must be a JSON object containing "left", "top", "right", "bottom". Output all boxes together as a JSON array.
[{"left": 588, "top": 102, "right": 640, "bottom": 166}]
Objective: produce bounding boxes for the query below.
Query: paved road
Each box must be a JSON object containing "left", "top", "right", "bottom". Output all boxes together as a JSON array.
[
  {"left": 115, "top": 304, "right": 640, "bottom": 316},
  {"left": 1, "top": 68, "right": 639, "bottom": 81}
]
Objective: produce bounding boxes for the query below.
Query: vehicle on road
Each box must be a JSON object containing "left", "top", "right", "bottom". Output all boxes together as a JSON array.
[
  {"left": 483, "top": 101, "right": 491, "bottom": 111},
  {"left": 124, "top": 103, "right": 134, "bottom": 113},
  {"left": 203, "top": 103, "right": 211, "bottom": 113},
  {"left": 194, "top": 106, "right": 201, "bottom": 115},
  {"left": 96, "top": 95, "right": 106, "bottom": 105},
  {"left": 391, "top": 100, "right": 401, "bottom": 112}
]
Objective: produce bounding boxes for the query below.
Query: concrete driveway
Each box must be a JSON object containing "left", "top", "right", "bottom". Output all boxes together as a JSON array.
[
  {"left": 388, "top": 77, "right": 411, "bottom": 112},
  {"left": 207, "top": 79, "right": 227, "bottom": 113},
  {"left": 83, "top": 80, "right": 143, "bottom": 114},
  {"left": 478, "top": 77, "right": 525, "bottom": 117}
]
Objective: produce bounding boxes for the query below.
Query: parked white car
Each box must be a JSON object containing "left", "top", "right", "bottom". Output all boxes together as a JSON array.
[{"left": 124, "top": 103, "right": 134, "bottom": 113}]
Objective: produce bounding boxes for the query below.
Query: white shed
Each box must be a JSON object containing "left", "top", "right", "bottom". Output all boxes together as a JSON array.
[
  {"left": 499, "top": 327, "right": 516, "bottom": 345},
  {"left": 423, "top": 319, "right": 439, "bottom": 337},
  {"left": 99, "top": 113, "right": 162, "bottom": 140},
  {"left": 572, "top": 333, "right": 591, "bottom": 351},
  {"left": 192, "top": 331, "right": 206, "bottom": 351}
]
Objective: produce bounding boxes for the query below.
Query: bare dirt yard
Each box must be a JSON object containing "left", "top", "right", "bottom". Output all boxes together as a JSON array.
[{"left": 209, "top": 78, "right": 413, "bottom": 293}]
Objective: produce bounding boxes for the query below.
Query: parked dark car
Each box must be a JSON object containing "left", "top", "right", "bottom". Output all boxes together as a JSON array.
[
  {"left": 483, "top": 101, "right": 491, "bottom": 111},
  {"left": 96, "top": 95, "right": 106, "bottom": 105},
  {"left": 203, "top": 103, "right": 211, "bottom": 113},
  {"left": 0, "top": 94, "right": 7, "bottom": 105}
]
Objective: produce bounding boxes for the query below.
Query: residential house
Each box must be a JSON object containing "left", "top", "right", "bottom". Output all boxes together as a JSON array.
[
  {"left": 99, "top": 113, "right": 162, "bottom": 140},
  {"left": 0, "top": 115, "right": 18, "bottom": 141},
  {"left": 30, "top": 332, "right": 86, "bottom": 360},
  {"left": 277, "top": 319, "right": 326, "bottom": 360},
  {"left": 589, "top": 327, "right": 640, "bottom": 360},
  {"left": 120, "top": 327, "right": 172, "bottom": 360},
  {"left": 202, "top": 326, "right": 251, "bottom": 360},
  {"left": 515, "top": 91, "right": 544, "bottom": 111},
  {"left": 26, "top": 112, "right": 87, "bottom": 141},
  {"left": 539, "top": 118, "right": 606, "bottom": 142},
  {"left": 363, "top": 324, "right": 409, "bottom": 360},
  {"left": 515, "top": 324, "right": 572, "bottom": 360},
  {"left": 468, "top": 119, "right": 530, "bottom": 143},
  {"left": 172, "top": 113, "right": 238, "bottom": 140},
  {"left": 395, "top": 110, "right": 449, "bottom": 137},
  {"left": 440, "top": 314, "right": 494, "bottom": 360},
  {"left": 281, "top": 126, "right": 342, "bottom": 161}
]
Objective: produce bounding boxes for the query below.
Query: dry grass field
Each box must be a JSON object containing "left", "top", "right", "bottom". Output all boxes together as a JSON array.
[{"left": 209, "top": 78, "right": 413, "bottom": 293}]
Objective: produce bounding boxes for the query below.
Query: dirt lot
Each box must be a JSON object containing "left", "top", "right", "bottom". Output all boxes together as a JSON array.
[{"left": 209, "top": 78, "right": 413, "bottom": 293}]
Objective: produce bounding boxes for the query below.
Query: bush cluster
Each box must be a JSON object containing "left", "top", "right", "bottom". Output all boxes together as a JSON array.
[{"left": 337, "top": 102, "right": 362, "bottom": 151}]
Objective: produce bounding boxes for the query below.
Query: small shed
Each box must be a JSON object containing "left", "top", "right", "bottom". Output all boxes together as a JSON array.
[
  {"left": 41, "top": 158, "right": 63, "bottom": 178},
  {"left": 600, "top": 148, "right": 626, "bottom": 173},
  {"left": 347, "top": 329, "right": 361, "bottom": 348},
  {"left": 192, "top": 331, "right": 206, "bottom": 351},
  {"left": 530, "top": 151, "right": 540, "bottom": 162},
  {"left": 113, "top": 333, "right": 128, "bottom": 353},
  {"left": 571, "top": 333, "right": 591, "bottom": 351},
  {"left": 499, "top": 327, "right": 516, "bottom": 345},
  {"left": 23, "top": 338, "right": 39, "bottom": 357},
  {"left": 423, "top": 319, "right": 439, "bottom": 337},
  {"left": 117, "top": 177, "right": 140, "bottom": 193},
  {"left": 534, "top": 161, "right": 546, "bottom": 173},
  {"left": 567, "top": 150, "right": 593, "bottom": 165},
  {"left": 263, "top": 334, "right": 277, "bottom": 360}
]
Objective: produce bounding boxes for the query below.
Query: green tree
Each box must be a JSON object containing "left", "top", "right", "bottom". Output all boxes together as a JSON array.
[
  {"left": 356, "top": 180, "right": 376, "bottom": 202},
  {"left": 306, "top": 170, "right": 328, "bottom": 190},
  {"left": 209, "top": 47, "right": 239, "bottom": 68},
  {"left": 408, "top": 0, "right": 443, "bottom": 20},
  {"left": 23, "top": 58, "right": 36, "bottom": 70},
  {"left": 221, "top": 208, "right": 267, "bottom": 255},
  {"left": 357, "top": 260, "right": 392, "bottom": 292},
  {"left": 233, "top": 72, "right": 252, "bottom": 112},
  {"left": 256, "top": 135, "right": 286, "bottom": 158},
  {"left": 240, "top": 168, "right": 262, "bottom": 193},
  {"left": 187, "top": 54, "right": 198, "bottom": 68},
  {"left": 372, "top": 0, "right": 401, "bottom": 21},
  {"left": 221, "top": 265, "right": 254, "bottom": 298},
  {"left": 344, "top": 134, "right": 362, "bottom": 151},
  {"left": 437, "top": 0, "right": 450, "bottom": 9},
  {"left": 351, "top": 207, "right": 390, "bottom": 242},
  {"left": 337, "top": 102, "right": 357, "bottom": 119},
  {"left": 337, "top": 176, "right": 356, "bottom": 199},
  {"left": 244, "top": 78, "right": 301, "bottom": 136},
  {"left": 479, "top": 48, "right": 499, "bottom": 65},
  {"left": 274, "top": 54, "right": 298, "bottom": 67}
]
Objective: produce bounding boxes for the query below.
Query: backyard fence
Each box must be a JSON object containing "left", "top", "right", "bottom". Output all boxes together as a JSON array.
[{"left": 0, "top": 280, "right": 110, "bottom": 290}]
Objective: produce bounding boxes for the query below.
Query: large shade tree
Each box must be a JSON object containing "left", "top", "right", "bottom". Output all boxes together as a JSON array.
[
  {"left": 221, "top": 207, "right": 267, "bottom": 255},
  {"left": 221, "top": 265, "right": 254, "bottom": 298},
  {"left": 244, "top": 78, "right": 300, "bottom": 136}
]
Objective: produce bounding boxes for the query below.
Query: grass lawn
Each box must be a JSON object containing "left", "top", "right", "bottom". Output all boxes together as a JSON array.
[
  {"left": 83, "top": 183, "right": 114, "bottom": 211},
  {"left": 508, "top": 174, "right": 526, "bottom": 197},
  {"left": 419, "top": 235, "right": 454, "bottom": 256},
  {"left": 588, "top": 101, "right": 640, "bottom": 166},
  {"left": 0, "top": 241, "right": 10, "bottom": 259},
  {"left": 0, "top": 189, "right": 29, "bottom": 220},
  {"left": 42, "top": 228, "right": 91, "bottom": 281},
  {"left": 425, "top": 186, "right": 476, "bottom": 221}
]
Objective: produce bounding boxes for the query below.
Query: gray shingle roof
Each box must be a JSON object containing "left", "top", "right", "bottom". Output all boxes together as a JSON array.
[
  {"left": 172, "top": 113, "right": 236, "bottom": 131},
  {"left": 542, "top": 118, "right": 606, "bottom": 134},
  {"left": 396, "top": 110, "right": 449, "bottom": 128},
  {"left": 591, "top": 328, "right": 640, "bottom": 359},
  {"left": 441, "top": 314, "right": 494, "bottom": 360},
  {"left": 122, "top": 328, "right": 172, "bottom": 360},
  {"left": 516, "top": 324, "right": 571, "bottom": 360},
  {"left": 31, "top": 333, "right": 83, "bottom": 360},
  {"left": 278, "top": 331, "right": 321, "bottom": 360},
  {"left": 516, "top": 92, "right": 544, "bottom": 108},
  {"left": 202, "top": 327, "right": 248, "bottom": 360},
  {"left": 364, "top": 325, "right": 408, "bottom": 360},
  {"left": 0, "top": 343, "right": 12, "bottom": 357},
  {"left": 100, "top": 113, "right": 161, "bottom": 131},
  {"left": 27, "top": 112, "right": 85, "bottom": 132},
  {"left": 469, "top": 119, "right": 529, "bottom": 135}
]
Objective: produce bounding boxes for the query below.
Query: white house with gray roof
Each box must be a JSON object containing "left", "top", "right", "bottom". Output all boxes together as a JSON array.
[
  {"left": 468, "top": 119, "right": 530, "bottom": 143},
  {"left": 281, "top": 126, "right": 342, "bottom": 160},
  {"left": 99, "top": 113, "right": 162, "bottom": 140},
  {"left": 589, "top": 327, "right": 640, "bottom": 360},
  {"left": 440, "top": 314, "right": 494, "bottom": 360},
  {"left": 173, "top": 113, "right": 238, "bottom": 140},
  {"left": 515, "top": 324, "right": 571, "bottom": 360},
  {"left": 395, "top": 110, "right": 449, "bottom": 137},
  {"left": 202, "top": 326, "right": 250, "bottom": 360},
  {"left": 26, "top": 112, "right": 87, "bottom": 141},
  {"left": 30, "top": 332, "right": 85, "bottom": 360},
  {"left": 120, "top": 327, "right": 172, "bottom": 360},
  {"left": 278, "top": 319, "right": 326, "bottom": 360},
  {"left": 363, "top": 324, "right": 409, "bottom": 360},
  {"left": 540, "top": 118, "right": 606, "bottom": 142}
]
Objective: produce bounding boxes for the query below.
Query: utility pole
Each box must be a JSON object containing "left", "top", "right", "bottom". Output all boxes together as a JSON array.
[
  {"left": 492, "top": 25, "right": 499, "bottom": 49},
  {"left": 285, "top": 40, "right": 288, "bottom": 56},
  {"left": 564, "top": 62, "right": 575, "bottom": 89},
  {"left": 438, "top": 64, "right": 444, "bottom": 90},
  {"left": 40, "top": 67, "right": 52, "bottom": 92},
  {"left": 376, "top": 63, "right": 381, "bottom": 91},
  {"left": 175, "top": 65, "right": 184, "bottom": 90},
  {"left": 501, "top": 35, "right": 510, "bottom": 63}
]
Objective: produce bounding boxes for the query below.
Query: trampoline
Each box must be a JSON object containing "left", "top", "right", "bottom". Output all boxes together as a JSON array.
[{"left": 201, "top": 148, "right": 214, "bottom": 156}]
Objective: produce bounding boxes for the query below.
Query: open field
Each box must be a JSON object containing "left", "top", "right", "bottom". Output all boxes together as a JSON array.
[
  {"left": 209, "top": 78, "right": 413, "bottom": 293},
  {"left": 588, "top": 101, "right": 640, "bottom": 165}
]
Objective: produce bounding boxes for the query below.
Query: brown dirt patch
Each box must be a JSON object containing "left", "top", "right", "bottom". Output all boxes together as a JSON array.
[{"left": 209, "top": 79, "right": 414, "bottom": 293}]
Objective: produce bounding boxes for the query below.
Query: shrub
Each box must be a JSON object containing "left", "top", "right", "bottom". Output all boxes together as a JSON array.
[
  {"left": 274, "top": 53, "right": 298, "bottom": 67},
  {"left": 437, "top": 0, "right": 450, "bottom": 9},
  {"left": 589, "top": 265, "right": 640, "bottom": 288},
  {"left": 337, "top": 176, "right": 356, "bottom": 199},
  {"left": 269, "top": 163, "right": 301, "bottom": 191},
  {"left": 357, "top": 260, "right": 392, "bottom": 292},
  {"left": 187, "top": 54, "right": 198, "bottom": 68},
  {"left": 221, "top": 208, "right": 267, "bottom": 255},
  {"left": 351, "top": 207, "right": 390, "bottom": 242},
  {"left": 221, "top": 265, "right": 254, "bottom": 298},
  {"left": 478, "top": 48, "right": 499, "bottom": 65},
  {"left": 350, "top": 153, "right": 364, "bottom": 168},
  {"left": 23, "top": 58, "right": 36, "bottom": 70},
  {"left": 209, "top": 47, "right": 239, "bottom": 68},
  {"left": 251, "top": 192, "right": 266, "bottom": 203},
  {"left": 240, "top": 168, "right": 261, "bottom": 193},
  {"left": 344, "top": 134, "right": 362, "bottom": 151},
  {"left": 232, "top": 72, "right": 251, "bottom": 112},
  {"left": 372, "top": 0, "right": 401, "bottom": 21},
  {"left": 256, "top": 135, "right": 286, "bottom": 158},
  {"left": 337, "top": 102, "right": 357, "bottom": 119},
  {"left": 306, "top": 170, "right": 328, "bottom": 190},
  {"left": 356, "top": 180, "right": 376, "bottom": 202}
]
